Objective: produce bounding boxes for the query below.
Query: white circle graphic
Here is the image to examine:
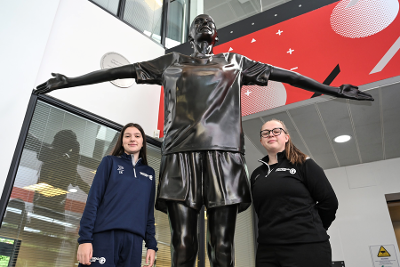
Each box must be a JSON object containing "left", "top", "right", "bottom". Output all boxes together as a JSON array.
[{"left": 330, "top": 0, "right": 399, "bottom": 38}]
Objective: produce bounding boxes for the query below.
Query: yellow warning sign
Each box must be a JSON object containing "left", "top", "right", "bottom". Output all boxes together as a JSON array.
[{"left": 377, "top": 246, "right": 391, "bottom": 257}]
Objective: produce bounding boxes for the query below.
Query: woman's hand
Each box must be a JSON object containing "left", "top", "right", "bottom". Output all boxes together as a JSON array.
[
  {"left": 143, "top": 249, "right": 156, "bottom": 267},
  {"left": 77, "top": 243, "right": 93, "bottom": 265},
  {"left": 35, "top": 73, "right": 69, "bottom": 94},
  {"left": 338, "top": 84, "right": 374, "bottom": 101}
]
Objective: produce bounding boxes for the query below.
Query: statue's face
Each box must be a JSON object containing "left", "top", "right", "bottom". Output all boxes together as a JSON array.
[{"left": 189, "top": 14, "right": 218, "bottom": 45}]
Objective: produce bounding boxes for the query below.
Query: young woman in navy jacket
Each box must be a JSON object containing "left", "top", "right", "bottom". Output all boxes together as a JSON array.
[
  {"left": 251, "top": 119, "right": 338, "bottom": 267},
  {"left": 77, "top": 123, "right": 157, "bottom": 266}
]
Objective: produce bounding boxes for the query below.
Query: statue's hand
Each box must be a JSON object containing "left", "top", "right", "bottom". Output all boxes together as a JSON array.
[
  {"left": 35, "top": 73, "right": 69, "bottom": 94},
  {"left": 338, "top": 84, "right": 374, "bottom": 101}
]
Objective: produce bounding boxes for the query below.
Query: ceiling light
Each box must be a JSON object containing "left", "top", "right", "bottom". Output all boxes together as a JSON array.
[
  {"left": 334, "top": 135, "right": 351, "bottom": 143},
  {"left": 145, "top": 0, "right": 162, "bottom": 10},
  {"left": 23, "top": 183, "right": 69, "bottom": 197},
  {"left": 69, "top": 188, "right": 78, "bottom": 193}
]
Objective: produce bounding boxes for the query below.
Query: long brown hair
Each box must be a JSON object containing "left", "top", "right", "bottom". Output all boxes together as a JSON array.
[
  {"left": 266, "top": 119, "right": 308, "bottom": 165},
  {"left": 111, "top": 123, "right": 148, "bottom": 165}
]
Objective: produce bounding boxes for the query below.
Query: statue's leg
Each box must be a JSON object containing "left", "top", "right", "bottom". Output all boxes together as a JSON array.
[
  {"left": 167, "top": 201, "right": 200, "bottom": 267},
  {"left": 206, "top": 204, "right": 238, "bottom": 267}
]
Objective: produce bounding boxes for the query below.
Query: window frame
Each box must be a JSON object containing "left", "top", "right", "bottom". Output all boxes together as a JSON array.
[
  {"left": 89, "top": 0, "right": 172, "bottom": 48},
  {"left": 0, "top": 92, "right": 162, "bottom": 224}
]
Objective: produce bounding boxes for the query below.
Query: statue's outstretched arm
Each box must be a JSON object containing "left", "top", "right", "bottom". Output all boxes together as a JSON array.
[
  {"left": 35, "top": 64, "right": 137, "bottom": 94},
  {"left": 269, "top": 67, "right": 373, "bottom": 101}
]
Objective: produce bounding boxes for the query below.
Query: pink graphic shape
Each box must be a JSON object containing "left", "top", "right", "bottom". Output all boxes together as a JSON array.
[{"left": 241, "top": 82, "right": 287, "bottom": 116}]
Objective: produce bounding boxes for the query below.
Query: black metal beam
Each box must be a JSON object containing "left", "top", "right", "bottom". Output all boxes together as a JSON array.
[
  {"left": 0, "top": 92, "right": 38, "bottom": 224},
  {"left": 160, "top": 0, "right": 170, "bottom": 47}
]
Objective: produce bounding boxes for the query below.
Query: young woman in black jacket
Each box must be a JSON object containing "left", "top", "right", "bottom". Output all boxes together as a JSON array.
[{"left": 251, "top": 119, "right": 338, "bottom": 267}]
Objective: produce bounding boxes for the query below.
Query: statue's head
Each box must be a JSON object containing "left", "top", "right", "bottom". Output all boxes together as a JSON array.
[{"left": 188, "top": 14, "right": 218, "bottom": 47}]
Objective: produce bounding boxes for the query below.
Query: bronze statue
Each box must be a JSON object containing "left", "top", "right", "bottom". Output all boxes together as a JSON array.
[{"left": 36, "top": 14, "right": 373, "bottom": 267}]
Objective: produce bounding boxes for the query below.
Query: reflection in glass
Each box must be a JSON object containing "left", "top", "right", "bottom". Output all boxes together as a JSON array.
[
  {"left": 0, "top": 100, "right": 164, "bottom": 266},
  {"left": 166, "top": 0, "right": 189, "bottom": 48},
  {"left": 92, "top": 0, "right": 120, "bottom": 15},
  {"left": 123, "top": 0, "right": 164, "bottom": 43}
]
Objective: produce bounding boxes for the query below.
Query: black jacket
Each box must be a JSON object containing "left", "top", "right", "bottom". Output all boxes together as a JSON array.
[{"left": 251, "top": 151, "right": 338, "bottom": 245}]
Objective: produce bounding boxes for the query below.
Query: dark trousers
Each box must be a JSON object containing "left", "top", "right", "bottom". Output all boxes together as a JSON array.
[
  {"left": 167, "top": 202, "right": 238, "bottom": 267},
  {"left": 78, "top": 230, "right": 143, "bottom": 267},
  {"left": 256, "top": 240, "right": 332, "bottom": 267}
]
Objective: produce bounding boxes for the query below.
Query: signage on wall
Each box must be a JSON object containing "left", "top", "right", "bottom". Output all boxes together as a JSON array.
[
  {"left": 370, "top": 244, "right": 399, "bottom": 267},
  {"left": 100, "top": 52, "right": 135, "bottom": 88}
]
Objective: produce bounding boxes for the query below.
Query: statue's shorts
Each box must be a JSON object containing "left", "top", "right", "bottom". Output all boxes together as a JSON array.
[{"left": 155, "top": 151, "right": 252, "bottom": 214}]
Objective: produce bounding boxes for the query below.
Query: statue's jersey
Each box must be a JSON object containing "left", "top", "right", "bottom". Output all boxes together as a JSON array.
[{"left": 133, "top": 52, "right": 272, "bottom": 155}]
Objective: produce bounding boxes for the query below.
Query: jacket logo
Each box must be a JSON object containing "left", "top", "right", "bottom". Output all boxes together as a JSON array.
[
  {"left": 140, "top": 172, "right": 153, "bottom": 180},
  {"left": 117, "top": 165, "right": 124, "bottom": 174},
  {"left": 90, "top": 257, "right": 106, "bottom": 264},
  {"left": 276, "top": 168, "right": 296, "bottom": 175}
]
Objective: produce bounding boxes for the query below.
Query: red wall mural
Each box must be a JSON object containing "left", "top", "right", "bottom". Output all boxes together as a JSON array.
[{"left": 213, "top": 0, "right": 400, "bottom": 116}]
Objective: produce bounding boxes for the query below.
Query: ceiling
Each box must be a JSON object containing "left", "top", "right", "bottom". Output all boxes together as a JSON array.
[
  {"left": 242, "top": 76, "right": 400, "bottom": 172},
  {"left": 205, "top": 0, "right": 291, "bottom": 28}
]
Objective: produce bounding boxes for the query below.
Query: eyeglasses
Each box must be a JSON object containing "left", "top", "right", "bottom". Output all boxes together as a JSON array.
[{"left": 260, "top": 128, "right": 286, "bottom": 138}]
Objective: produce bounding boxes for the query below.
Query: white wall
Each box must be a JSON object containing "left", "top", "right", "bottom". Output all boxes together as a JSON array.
[
  {"left": 0, "top": 0, "right": 164, "bottom": 195},
  {"left": 326, "top": 158, "right": 400, "bottom": 266},
  {"left": 0, "top": 0, "right": 61, "bottom": 195},
  {"left": 37, "top": 0, "right": 165, "bottom": 133}
]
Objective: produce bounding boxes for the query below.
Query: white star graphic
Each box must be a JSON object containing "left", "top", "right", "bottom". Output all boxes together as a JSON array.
[
  {"left": 245, "top": 90, "right": 251, "bottom": 96},
  {"left": 276, "top": 30, "right": 283, "bottom": 35},
  {"left": 287, "top": 48, "right": 294, "bottom": 54}
]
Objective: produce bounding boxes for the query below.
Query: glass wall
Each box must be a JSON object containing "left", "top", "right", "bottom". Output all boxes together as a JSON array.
[
  {"left": 90, "top": 0, "right": 292, "bottom": 48},
  {"left": 0, "top": 100, "right": 165, "bottom": 266},
  {"left": 165, "top": 0, "right": 189, "bottom": 48},
  {"left": 123, "top": 0, "right": 164, "bottom": 43},
  {"left": 91, "top": 0, "right": 120, "bottom": 15},
  {"left": 91, "top": 0, "right": 165, "bottom": 44}
]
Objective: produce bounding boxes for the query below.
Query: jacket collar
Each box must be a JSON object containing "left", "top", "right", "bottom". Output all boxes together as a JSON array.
[
  {"left": 259, "top": 150, "right": 286, "bottom": 166},
  {"left": 120, "top": 152, "right": 142, "bottom": 165}
]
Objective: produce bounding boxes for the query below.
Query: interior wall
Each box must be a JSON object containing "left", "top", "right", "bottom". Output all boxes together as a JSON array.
[
  {"left": 0, "top": 0, "right": 61, "bottom": 196},
  {"left": 325, "top": 158, "right": 400, "bottom": 266},
  {"left": 0, "top": 0, "right": 164, "bottom": 195}
]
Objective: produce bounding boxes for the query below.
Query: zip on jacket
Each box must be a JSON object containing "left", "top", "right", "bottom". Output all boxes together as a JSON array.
[{"left": 130, "top": 154, "right": 141, "bottom": 178}]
